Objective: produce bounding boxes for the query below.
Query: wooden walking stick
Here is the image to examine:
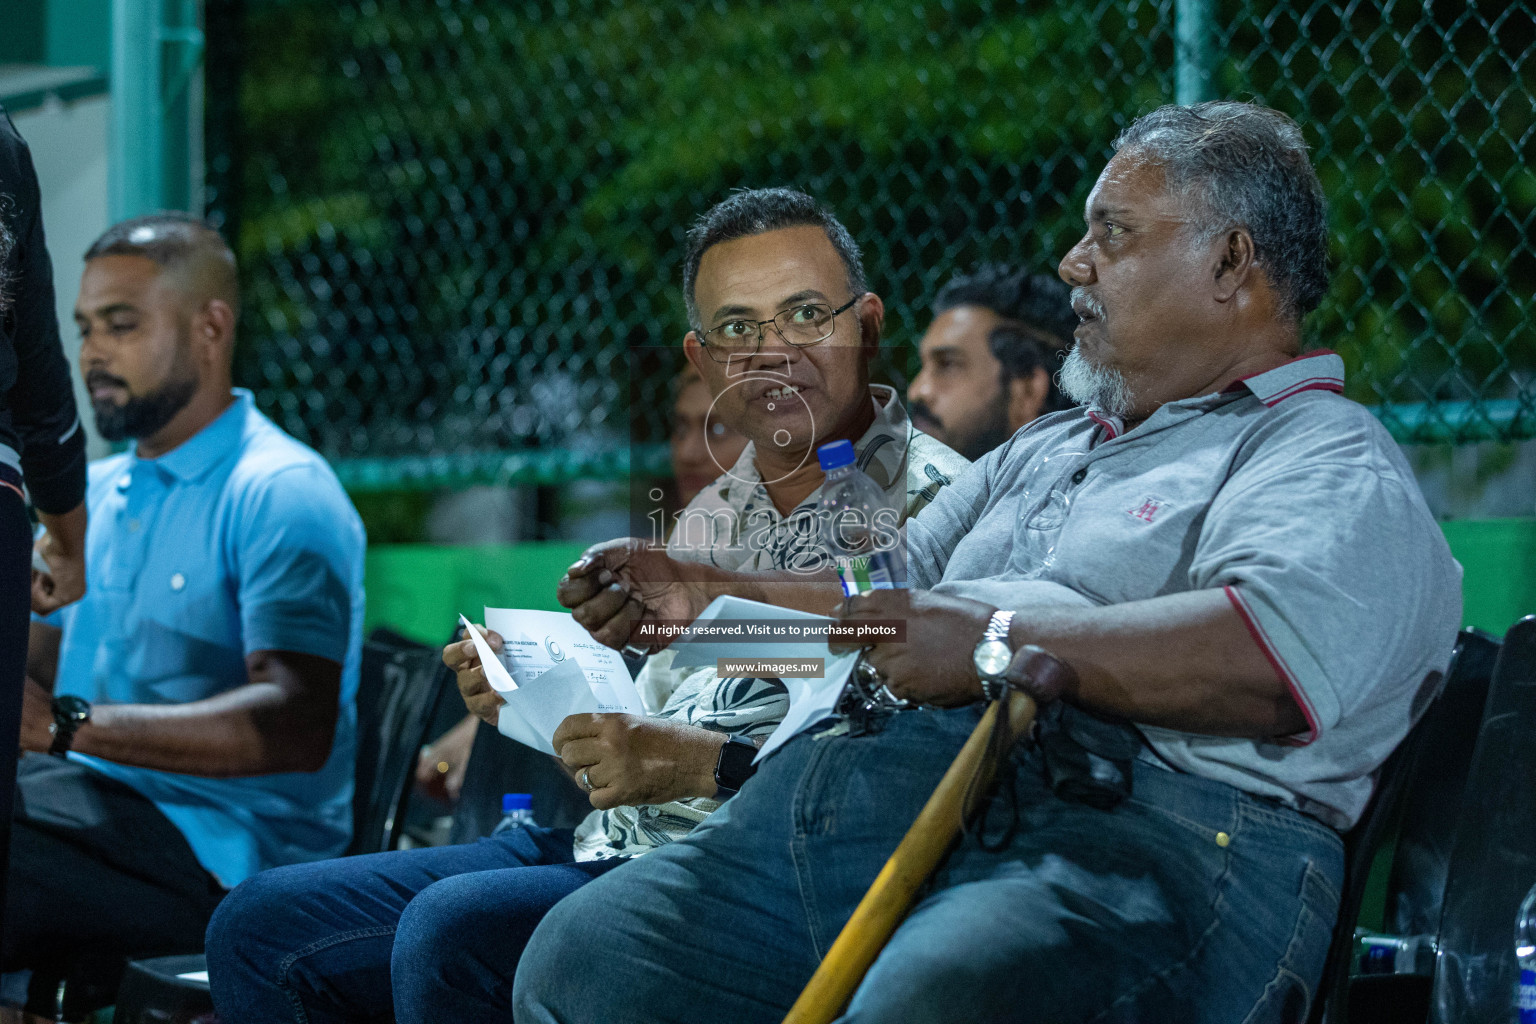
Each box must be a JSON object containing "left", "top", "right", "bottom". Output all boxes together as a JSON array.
[{"left": 780, "top": 647, "right": 1071, "bottom": 1024}]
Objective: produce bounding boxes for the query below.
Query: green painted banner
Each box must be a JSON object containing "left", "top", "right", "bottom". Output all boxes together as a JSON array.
[{"left": 365, "top": 542, "right": 590, "bottom": 646}]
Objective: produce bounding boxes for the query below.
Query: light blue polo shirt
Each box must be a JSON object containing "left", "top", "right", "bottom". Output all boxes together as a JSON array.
[{"left": 49, "top": 389, "right": 365, "bottom": 888}]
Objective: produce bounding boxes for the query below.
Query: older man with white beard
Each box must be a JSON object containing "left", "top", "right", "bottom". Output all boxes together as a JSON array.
[{"left": 529, "top": 101, "right": 1462, "bottom": 1024}]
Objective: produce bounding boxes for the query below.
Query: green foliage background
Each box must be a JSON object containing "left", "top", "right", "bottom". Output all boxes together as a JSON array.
[{"left": 204, "top": 0, "right": 1534, "bottom": 486}]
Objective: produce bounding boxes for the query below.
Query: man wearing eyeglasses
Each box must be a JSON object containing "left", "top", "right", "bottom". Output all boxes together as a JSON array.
[
  {"left": 662, "top": 187, "right": 964, "bottom": 570},
  {"left": 520, "top": 103, "right": 1462, "bottom": 1024},
  {"left": 206, "top": 187, "right": 967, "bottom": 1023},
  {"left": 545, "top": 185, "right": 966, "bottom": 861}
]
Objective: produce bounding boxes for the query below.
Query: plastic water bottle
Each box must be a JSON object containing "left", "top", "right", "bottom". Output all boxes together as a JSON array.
[
  {"left": 491, "top": 793, "right": 536, "bottom": 834},
  {"left": 816, "top": 440, "right": 904, "bottom": 596},
  {"left": 1516, "top": 882, "right": 1536, "bottom": 1021}
]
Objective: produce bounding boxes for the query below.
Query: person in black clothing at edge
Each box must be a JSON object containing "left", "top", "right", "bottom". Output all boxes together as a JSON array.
[{"left": 0, "top": 108, "right": 90, "bottom": 961}]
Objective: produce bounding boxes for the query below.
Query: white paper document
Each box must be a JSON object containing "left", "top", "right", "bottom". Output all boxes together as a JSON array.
[
  {"left": 669, "top": 596, "right": 859, "bottom": 763},
  {"left": 669, "top": 595, "right": 845, "bottom": 667},
  {"left": 459, "top": 610, "right": 645, "bottom": 755},
  {"left": 757, "top": 649, "right": 860, "bottom": 763}
]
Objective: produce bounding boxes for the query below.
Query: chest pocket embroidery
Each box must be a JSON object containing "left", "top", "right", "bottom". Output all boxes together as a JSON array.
[{"left": 1126, "top": 495, "right": 1172, "bottom": 523}]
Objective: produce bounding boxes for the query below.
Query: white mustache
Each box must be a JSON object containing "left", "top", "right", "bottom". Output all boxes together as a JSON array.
[{"left": 1071, "top": 287, "right": 1106, "bottom": 321}]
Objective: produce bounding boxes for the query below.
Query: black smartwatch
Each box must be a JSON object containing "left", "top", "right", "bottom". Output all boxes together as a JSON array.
[
  {"left": 713, "top": 735, "right": 758, "bottom": 799},
  {"left": 49, "top": 695, "right": 92, "bottom": 756}
]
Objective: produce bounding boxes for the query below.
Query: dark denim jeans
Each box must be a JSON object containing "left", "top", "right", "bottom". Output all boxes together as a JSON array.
[
  {"left": 514, "top": 706, "right": 1344, "bottom": 1024},
  {"left": 205, "top": 824, "right": 623, "bottom": 1023}
]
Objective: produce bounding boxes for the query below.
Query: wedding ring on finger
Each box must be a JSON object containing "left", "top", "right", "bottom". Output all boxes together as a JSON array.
[{"left": 580, "top": 767, "right": 594, "bottom": 792}]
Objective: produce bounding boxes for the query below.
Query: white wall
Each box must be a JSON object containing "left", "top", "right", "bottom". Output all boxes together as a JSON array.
[{"left": 13, "top": 92, "right": 110, "bottom": 460}]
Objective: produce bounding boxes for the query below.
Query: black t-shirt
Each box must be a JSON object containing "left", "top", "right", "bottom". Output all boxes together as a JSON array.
[{"left": 0, "top": 104, "right": 86, "bottom": 514}]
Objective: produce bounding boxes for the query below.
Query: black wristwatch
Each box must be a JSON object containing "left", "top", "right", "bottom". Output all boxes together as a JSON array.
[
  {"left": 713, "top": 735, "right": 758, "bottom": 799},
  {"left": 49, "top": 695, "right": 92, "bottom": 756}
]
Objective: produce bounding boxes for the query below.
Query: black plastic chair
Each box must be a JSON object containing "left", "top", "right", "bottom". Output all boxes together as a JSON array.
[
  {"left": 1309, "top": 628, "right": 1502, "bottom": 1024},
  {"left": 1384, "top": 630, "right": 1505, "bottom": 940},
  {"left": 1426, "top": 615, "right": 1536, "bottom": 1024},
  {"left": 111, "top": 954, "right": 216, "bottom": 1024},
  {"left": 349, "top": 628, "right": 457, "bottom": 855},
  {"left": 107, "top": 629, "right": 452, "bottom": 1023}
]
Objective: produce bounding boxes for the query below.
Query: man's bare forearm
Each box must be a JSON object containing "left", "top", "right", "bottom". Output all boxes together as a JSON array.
[
  {"left": 1006, "top": 589, "right": 1306, "bottom": 738},
  {"left": 71, "top": 650, "right": 341, "bottom": 776},
  {"left": 27, "top": 621, "right": 60, "bottom": 690}
]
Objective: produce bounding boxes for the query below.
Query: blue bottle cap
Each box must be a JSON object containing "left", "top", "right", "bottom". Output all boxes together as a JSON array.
[
  {"left": 502, "top": 793, "right": 533, "bottom": 813},
  {"left": 817, "top": 440, "right": 856, "bottom": 471}
]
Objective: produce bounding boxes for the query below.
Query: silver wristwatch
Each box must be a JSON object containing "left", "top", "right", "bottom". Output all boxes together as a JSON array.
[{"left": 972, "top": 609, "right": 1015, "bottom": 703}]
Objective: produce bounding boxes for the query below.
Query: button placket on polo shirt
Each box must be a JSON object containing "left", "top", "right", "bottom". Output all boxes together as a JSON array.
[
  {"left": 106, "top": 462, "right": 168, "bottom": 591},
  {"left": 1070, "top": 396, "right": 1223, "bottom": 484},
  {"left": 1006, "top": 442, "right": 1096, "bottom": 579}
]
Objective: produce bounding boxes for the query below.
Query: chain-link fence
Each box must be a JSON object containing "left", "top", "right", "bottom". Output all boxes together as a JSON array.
[{"left": 202, "top": 0, "right": 1534, "bottom": 493}]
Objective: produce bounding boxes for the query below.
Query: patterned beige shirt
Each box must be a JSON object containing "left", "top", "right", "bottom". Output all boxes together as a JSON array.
[{"left": 573, "top": 385, "right": 969, "bottom": 860}]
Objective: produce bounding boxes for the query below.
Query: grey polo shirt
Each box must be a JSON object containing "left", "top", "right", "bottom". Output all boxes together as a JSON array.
[{"left": 906, "top": 351, "right": 1462, "bottom": 830}]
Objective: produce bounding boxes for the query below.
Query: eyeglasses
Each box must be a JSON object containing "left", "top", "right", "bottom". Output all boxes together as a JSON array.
[{"left": 698, "top": 296, "right": 858, "bottom": 362}]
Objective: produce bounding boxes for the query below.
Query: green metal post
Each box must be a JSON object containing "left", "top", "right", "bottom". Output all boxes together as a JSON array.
[
  {"left": 110, "top": 0, "right": 203, "bottom": 220},
  {"left": 110, "top": 0, "right": 162, "bottom": 220},
  {"left": 161, "top": 0, "right": 204, "bottom": 211},
  {"left": 1174, "top": 0, "right": 1216, "bottom": 105}
]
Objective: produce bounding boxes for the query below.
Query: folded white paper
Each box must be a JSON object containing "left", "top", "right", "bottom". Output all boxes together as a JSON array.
[
  {"left": 458, "top": 615, "right": 518, "bottom": 694},
  {"left": 755, "top": 647, "right": 860, "bottom": 763},
  {"left": 669, "top": 596, "right": 858, "bottom": 763},
  {"left": 494, "top": 658, "right": 608, "bottom": 755},
  {"left": 459, "top": 610, "right": 645, "bottom": 755},
  {"left": 671, "top": 595, "right": 845, "bottom": 668}
]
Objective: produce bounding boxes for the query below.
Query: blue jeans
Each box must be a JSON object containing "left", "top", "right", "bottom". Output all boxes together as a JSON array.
[
  {"left": 205, "top": 825, "right": 624, "bottom": 1023},
  {"left": 514, "top": 707, "right": 1344, "bottom": 1024}
]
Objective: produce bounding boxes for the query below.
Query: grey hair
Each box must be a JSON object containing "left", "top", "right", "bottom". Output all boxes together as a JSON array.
[
  {"left": 1113, "top": 101, "right": 1329, "bottom": 320},
  {"left": 682, "top": 187, "right": 866, "bottom": 331}
]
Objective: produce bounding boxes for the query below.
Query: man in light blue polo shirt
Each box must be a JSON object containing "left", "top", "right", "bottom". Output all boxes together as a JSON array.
[{"left": 5, "top": 214, "right": 364, "bottom": 1016}]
